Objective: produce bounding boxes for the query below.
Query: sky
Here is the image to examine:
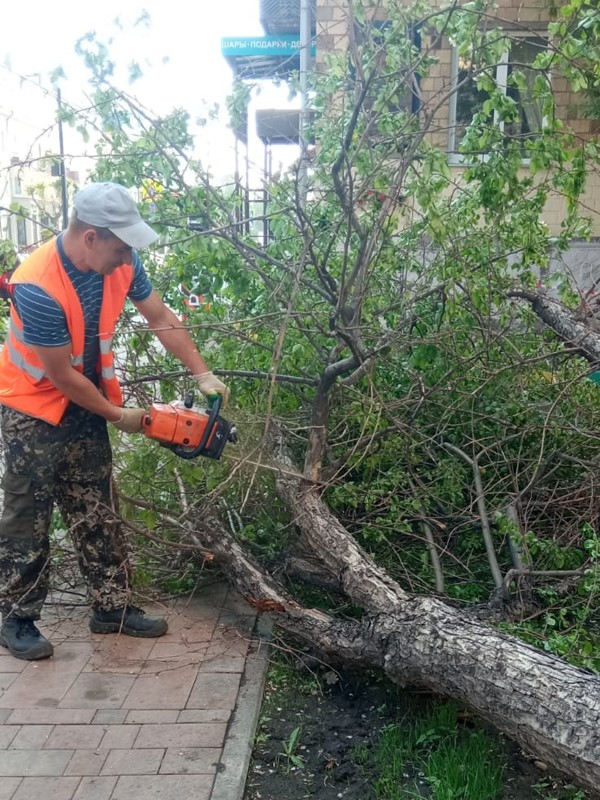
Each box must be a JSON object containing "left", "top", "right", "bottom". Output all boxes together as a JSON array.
[{"left": 0, "top": 0, "right": 297, "bottom": 180}]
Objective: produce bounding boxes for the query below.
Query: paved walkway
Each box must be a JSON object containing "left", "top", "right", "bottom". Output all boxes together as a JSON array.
[{"left": 0, "top": 582, "right": 269, "bottom": 800}]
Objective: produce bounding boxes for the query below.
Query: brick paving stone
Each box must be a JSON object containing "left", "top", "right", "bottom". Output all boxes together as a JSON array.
[
  {"left": 44, "top": 725, "right": 104, "bottom": 750},
  {"left": 0, "top": 749, "right": 74, "bottom": 776},
  {"left": 0, "top": 586, "right": 261, "bottom": 800},
  {"left": 199, "top": 655, "right": 246, "bottom": 673},
  {"left": 11, "top": 777, "right": 80, "bottom": 800},
  {"left": 0, "top": 655, "right": 27, "bottom": 674},
  {"left": 177, "top": 586, "right": 228, "bottom": 616},
  {"left": 0, "top": 644, "right": 91, "bottom": 709},
  {"left": 0, "top": 725, "right": 19, "bottom": 749},
  {"left": 100, "top": 748, "right": 164, "bottom": 775},
  {"left": 121, "top": 664, "right": 197, "bottom": 710},
  {"left": 217, "top": 613, "right": 256, "bottom": 636},
  {"left": 134, "top": 722, "right": 226, "bottom": 749},
  {"left": 159, "top": 747, "right": 221, "bottom": 774},
  {"left": 162, "top": 612, "right": 218, "bottom": 642},
  {"left": 124, "top": 710, "right": 178, "bottom": 724},
  {"left": 110, "top": 773, "right": 213, "bottom": 800},
  {"left": 58, "top": 674, "right": 135, "bottom": 709},
  {"left": 0, "top": 777, "right": 21, "bottom": 799},
  {"left": 166, "top": 610, "right": 217, "bottom": 638},
  {"left": 97, "top": 725, "right": 140, "bottom": 750},
  {"left": 147, "top": 640, "right": 208, "bottom": 660},
  {"left": 176, "top": 709, "right": 231, "bottom": 724},
  {"left": 139, "top": 652, "right": 207, "bottom": 675},
  {"left": 91, "top": 710, "right": 127, "bottom": 725},
  {"left": 41, "top": 614, "right": 86, "bottom": 631},
  {"left": 186, "top": 671, "right": 241, "bottom": 710},
  {"left": 0, "top": 673, "right": 18, "bottom": 693},
  {"left": 84, "top": 657, "right": 148, "bottom": 676},
  {"left": 72, "top": 776, "right": 117, "bottom": 800},
  {"left": 64, "top": 750, "right": 108, "bottom": 777},
  {"left": 84, "top": 637, "right": 155, "bottom": 675},
  {"left": 205, "top": 630, "right": 251, "bottom": 656},
  {"left": 9, "top": 726, "right": 53, "bottom": 750},
  {"left": 140, "top": 641, "right": 207, "bottom": 673},
  {"left": 39, "top": 618, "right": 87, "bottom": 642},
  {"left": 6, "top": 710, "right": 94, "bottom": 725},
  {"left": 220, "top": 598, "right": 256, "bottom": 618}
]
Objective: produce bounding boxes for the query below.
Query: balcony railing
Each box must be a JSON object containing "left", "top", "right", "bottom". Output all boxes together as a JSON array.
[{"left": 260, "top": 0, "right": 315, "bottom": 35}]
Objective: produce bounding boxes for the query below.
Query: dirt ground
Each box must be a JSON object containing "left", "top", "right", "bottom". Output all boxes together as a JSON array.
[{"left": 243, "top": 665, "right": 591, "bottom": 800}]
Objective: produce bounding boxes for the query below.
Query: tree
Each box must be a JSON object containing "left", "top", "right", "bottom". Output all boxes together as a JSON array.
[
  {"left": 0, "top": 240, "right": 18, "bottom": 273},
  {"left": 44, "top": 0, "right": 600, "bottom": 791}
]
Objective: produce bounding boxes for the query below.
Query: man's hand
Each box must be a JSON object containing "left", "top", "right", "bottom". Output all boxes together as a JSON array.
[
  {"left": 110, "top": 407, "right": 147, "bottom": 434},
  {"left": 193, "top": 371, "right": 230, "bottom": 405}
]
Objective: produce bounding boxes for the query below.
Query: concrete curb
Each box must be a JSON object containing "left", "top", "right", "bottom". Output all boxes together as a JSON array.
[{"left": 211, "top": 614, "right": 272, "bottom": 800}]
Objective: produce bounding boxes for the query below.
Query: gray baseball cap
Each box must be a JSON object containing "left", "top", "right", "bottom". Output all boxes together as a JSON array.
[{"left": 73, "top": 182, "right": 159, "bottom": 249}]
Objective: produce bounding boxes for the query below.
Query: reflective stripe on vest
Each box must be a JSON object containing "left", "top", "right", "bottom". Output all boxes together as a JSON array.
[
  {"left": 99, "top": 335, "right": 117, "bottom": 382},
  {"left": 7, "top": 336, "right": 45, "bottom": 380},
  {"left": 8, "top": 319, "right": 84, "bottom": 375}
]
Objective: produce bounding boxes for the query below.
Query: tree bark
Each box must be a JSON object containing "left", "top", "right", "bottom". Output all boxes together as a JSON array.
[{"left": 510, "top": 290, "right": 600, "bottom": 364}]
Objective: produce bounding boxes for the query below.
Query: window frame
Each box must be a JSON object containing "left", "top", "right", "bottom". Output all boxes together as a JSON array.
[{"left": 447, "top": 32, "right": 549, "bottom": 165}]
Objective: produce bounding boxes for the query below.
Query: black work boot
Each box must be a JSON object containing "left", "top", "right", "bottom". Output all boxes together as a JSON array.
[
  {"left": 0, "top": 617, "right": 54, "bottom": 660},
  {"left": 89, "top": 605, "right": 168, "bottom": 638}
]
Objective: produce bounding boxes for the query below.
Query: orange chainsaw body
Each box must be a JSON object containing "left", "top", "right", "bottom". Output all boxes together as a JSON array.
[
  {"left": 142, "top": 394, "right": 236, "bottom": 460},
  {"left": 143, "top": 403, "right": 213, "bottom": 449}
]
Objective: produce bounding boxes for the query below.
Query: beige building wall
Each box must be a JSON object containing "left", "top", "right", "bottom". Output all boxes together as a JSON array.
[{"left": 315, "top": 0, "right": 600, "bottom": 239}]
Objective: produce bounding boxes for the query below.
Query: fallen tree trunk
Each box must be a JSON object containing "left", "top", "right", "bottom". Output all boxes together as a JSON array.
[
  {"left": 185, "top": 427, "right": 600, "bottom": 795},
  {"left": 510, "top": 290, "right": 600, "bottom": 364},
  {"left": 273, "top": 468, "right": 600, "bottom": 791}
]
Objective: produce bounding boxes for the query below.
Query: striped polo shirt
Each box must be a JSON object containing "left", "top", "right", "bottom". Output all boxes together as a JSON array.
[{"left": 11, "top": 234, "right": 153, "bottom": 383}]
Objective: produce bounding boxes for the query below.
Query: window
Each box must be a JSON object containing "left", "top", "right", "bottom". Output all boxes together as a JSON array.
[
  {"left": 448, "top": 35, "right": 548, "bottom": 159},
  {"left": 11, "top": 172, "right": 23, "bottom": 196},
  {"left": 16, "top": 217, "right": 27, "bottom": 248}
]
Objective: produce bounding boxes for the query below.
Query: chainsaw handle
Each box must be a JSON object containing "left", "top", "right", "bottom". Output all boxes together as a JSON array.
[
  {"left": 206, "top": 392, "right": 220, "bottom": 409},
  {"left": 170, "top": 394, "right": 222, "bottom": 460},
  {"left": 205, "top": 393, "right": 222, "bottom": 418}
]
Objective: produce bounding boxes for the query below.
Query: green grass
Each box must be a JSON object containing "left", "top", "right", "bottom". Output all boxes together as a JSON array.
[
  {"left": 369, "top": 701, "right": 504, "bottom": 800},
  {"left": 424, "top": 730, "right": 504, "bottom": 800}
]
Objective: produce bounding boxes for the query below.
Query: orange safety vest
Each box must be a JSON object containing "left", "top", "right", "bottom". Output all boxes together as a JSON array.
[{"left": 0, "top": 238, "right": 133, "bottom": 425}]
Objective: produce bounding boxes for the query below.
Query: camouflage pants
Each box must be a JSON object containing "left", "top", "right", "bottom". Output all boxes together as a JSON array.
[{"left": 0, "top": 405, "right": 131, "bottom": 620}]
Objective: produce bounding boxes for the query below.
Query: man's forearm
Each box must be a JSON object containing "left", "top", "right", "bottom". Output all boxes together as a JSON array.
[{"left": 48, "top": 370, "right": 123, "bottom": 422}]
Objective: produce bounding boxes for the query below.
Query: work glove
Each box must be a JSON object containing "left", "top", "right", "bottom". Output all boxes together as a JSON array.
[
  {"left": 110, "top": 407, "right": 146, "bottom": 434},
  {"left": 193, "top": 371, "right": 230, "bottom": 406}
]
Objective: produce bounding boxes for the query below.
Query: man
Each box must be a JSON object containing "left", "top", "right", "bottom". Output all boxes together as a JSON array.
[{"left": 0, "top": 182, "right": 228, "bottom": 660}]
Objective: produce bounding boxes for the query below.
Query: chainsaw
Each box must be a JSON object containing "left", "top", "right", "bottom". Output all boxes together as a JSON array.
[{"left": 142, "top": 392, "right": 237, "bottom": 460}]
